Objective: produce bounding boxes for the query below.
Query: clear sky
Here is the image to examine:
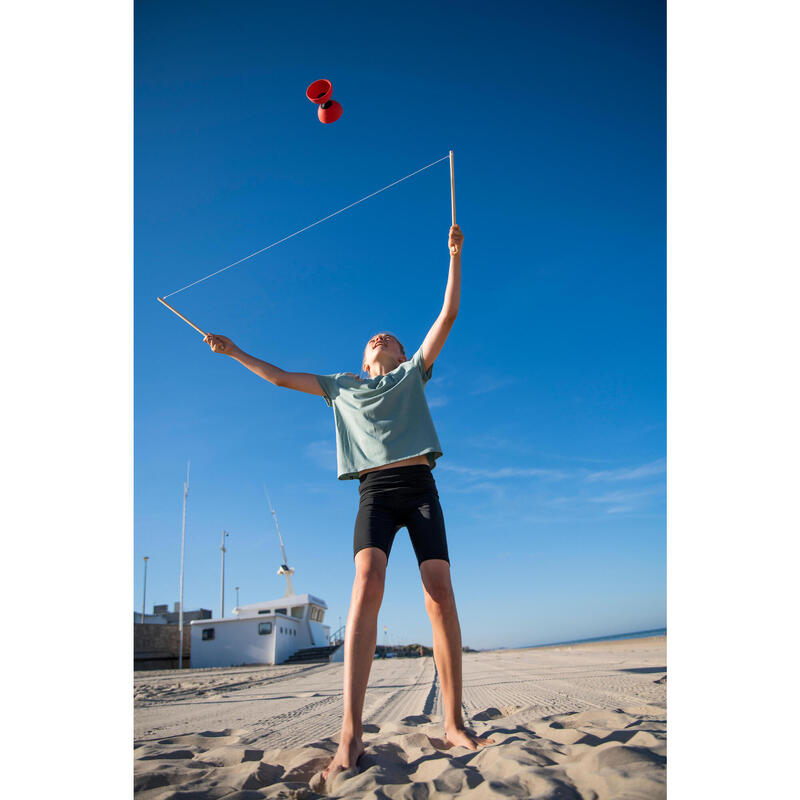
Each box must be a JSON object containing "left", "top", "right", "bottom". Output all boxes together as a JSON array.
[{"left": 134, "top": 0, "right": 665, "bottom": 650}]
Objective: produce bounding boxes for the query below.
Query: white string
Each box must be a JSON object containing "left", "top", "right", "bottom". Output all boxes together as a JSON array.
[{"left": 162, "top": 154, "right": 450, "bottom": 298}]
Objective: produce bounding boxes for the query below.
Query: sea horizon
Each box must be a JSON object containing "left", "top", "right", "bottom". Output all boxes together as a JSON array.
[{"left": 486, "top": 627, "right": 667, "bottom": 652}]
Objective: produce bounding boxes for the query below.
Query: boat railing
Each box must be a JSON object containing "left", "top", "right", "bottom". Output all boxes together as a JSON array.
[{"left": 329, "top": 623, "right": 346, "bottom": 646}]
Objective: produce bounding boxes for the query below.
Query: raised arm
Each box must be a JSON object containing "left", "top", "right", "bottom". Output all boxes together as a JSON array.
[
  {"left": 421, "top": 224, "right": 463, "bottom": 370},
  {"left": 204, "top": 334, "right": 325, "bottom": 397}
]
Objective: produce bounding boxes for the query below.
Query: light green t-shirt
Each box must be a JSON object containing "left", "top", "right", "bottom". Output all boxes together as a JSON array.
[{"left": 315, "top": 347, "right": 443, "bottom": 480}]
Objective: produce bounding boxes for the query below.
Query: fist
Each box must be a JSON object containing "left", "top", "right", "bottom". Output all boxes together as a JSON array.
[
  {"left": 448, "top": 224, "right": 464, "bottom": 254},
  {"left": 204, "top": 333, "right": 236, "bottom": 355}
]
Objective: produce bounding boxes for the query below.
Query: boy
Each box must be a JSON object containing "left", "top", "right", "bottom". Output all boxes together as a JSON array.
[{"left": 204, "top": 223, "right": 492, "bottom": 783}]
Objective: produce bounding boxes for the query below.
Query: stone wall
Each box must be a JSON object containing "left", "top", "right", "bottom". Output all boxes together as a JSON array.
[{"left": 134, "top": 623, "right": 191, "bottom": 670}]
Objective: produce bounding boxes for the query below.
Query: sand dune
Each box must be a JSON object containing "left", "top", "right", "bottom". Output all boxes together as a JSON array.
[{"left": 134, "top": 635, "right": 666, "bottom": 799}]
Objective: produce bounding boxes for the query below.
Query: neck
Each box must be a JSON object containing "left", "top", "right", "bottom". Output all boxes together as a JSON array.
[{"left": 368, "top": 355, "right": 401, "bottom": 377}]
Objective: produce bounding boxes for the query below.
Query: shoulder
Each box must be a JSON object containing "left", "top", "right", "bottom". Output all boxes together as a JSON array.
[
  {"left": 319, "top": 371, "right": 362, "bottom": 383},
  {"left": 407, "top": 347, "right": 433, "bottom": 383},
  {"left": 314, "top": 371, "right": 363, "bottom": 406}
]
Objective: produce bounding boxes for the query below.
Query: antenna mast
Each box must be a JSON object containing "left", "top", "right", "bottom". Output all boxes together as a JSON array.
[{"left": 264, "top": 485, "right": 295, "bottom": 597}]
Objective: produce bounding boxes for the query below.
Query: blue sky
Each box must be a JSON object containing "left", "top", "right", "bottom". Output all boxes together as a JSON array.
[{"left": 134, "top": 0, "right": 665, "bottom": 650}]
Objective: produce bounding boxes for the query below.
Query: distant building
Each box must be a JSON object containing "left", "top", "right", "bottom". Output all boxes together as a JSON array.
[
  {"left": 133, "top": 612, "right": 167, "bottom": 624},
  {"left": 148, "top": 602, "right": 212, "bottom": 624},
  {"left": 133, "top": 603, "right": 212, "bottom": 670}
]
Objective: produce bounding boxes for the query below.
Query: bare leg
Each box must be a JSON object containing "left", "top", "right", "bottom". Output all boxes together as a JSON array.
[
  {"left": 323, "top": 547, "right": 387, "bottom": 781},
  {"left": 420, "top": 559, "right": 494, "bottom": 749}
]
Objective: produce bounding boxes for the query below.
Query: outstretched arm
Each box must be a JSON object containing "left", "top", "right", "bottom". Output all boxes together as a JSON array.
[
  {"left": 204, "top": 334, "right": 325, "bottom": 397},
  {"left": 421, "top": 224, "right": 463, "bottom": 370}
]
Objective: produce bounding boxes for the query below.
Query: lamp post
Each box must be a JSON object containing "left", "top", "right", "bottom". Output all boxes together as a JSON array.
[
  {"left": 220, "top": 530, "right": 229, "bottom": 618},
  {"left": 141, "top": 556, "right": 149, "bottom": 623},
  {"left": 235, "top": 586, "right": 240, "bottom": 609}
]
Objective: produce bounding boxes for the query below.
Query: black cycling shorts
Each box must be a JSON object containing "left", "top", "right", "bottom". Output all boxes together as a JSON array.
[{"left": 354, "top": 464, "right": 450, "bottom": 565}]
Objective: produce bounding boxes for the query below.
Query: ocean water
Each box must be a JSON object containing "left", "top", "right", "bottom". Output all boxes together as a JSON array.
[{"left": 495, "top": 627, "right": 667, "bottom": 651}]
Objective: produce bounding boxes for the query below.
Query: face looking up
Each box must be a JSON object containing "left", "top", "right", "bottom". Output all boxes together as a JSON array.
[{"left": 362, "top": 332, "right": 407, "bottom": 377}]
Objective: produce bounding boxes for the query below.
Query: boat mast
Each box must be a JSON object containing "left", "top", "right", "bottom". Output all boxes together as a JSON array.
[
  {"left": 178, "top": 461, "right": 190, "bottom": 669},
  {"left": 264, "top": 485, "right": 295, "bottom": 597}
]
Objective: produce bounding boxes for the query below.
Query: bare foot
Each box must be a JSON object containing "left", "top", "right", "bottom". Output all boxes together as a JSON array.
[
  {"left": 445, "top": 725, "right": 495, "bottom": 750},
  {"left": 322, "top": 735, "right": 366, "bottom": 782}
]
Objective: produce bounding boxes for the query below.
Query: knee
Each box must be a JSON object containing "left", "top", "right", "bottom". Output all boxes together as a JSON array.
[
  {"left": 353, "top": 566, "right": 385, "bottom": 605},
  {"left": 424, "top": 581, "right": 455, "bottom": 615}
]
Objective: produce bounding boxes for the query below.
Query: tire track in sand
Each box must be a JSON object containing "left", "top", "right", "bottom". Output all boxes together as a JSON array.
[{"left": 362, "top": 656, "right": 433, "bottom": 725}]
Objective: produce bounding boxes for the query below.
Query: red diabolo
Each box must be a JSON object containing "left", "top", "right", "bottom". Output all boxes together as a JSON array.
[{"left": 306, "top": 79, "right": 343, "bottom": 124}]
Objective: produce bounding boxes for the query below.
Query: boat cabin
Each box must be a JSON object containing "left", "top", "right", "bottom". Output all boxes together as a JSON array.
[{"left": 189, "top": 593, "right": 330, "bottom": 668}]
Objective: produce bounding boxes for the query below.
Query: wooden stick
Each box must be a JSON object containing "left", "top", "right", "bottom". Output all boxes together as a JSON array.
[
  {"left": 449, "top": 150, "right": 456, "bottom": 225},
  {"left": 449, "top": 150, "right": 459, "bottom": 255},
  {"left": 157, "top": 297, "right": 208, "bottom": 337}
]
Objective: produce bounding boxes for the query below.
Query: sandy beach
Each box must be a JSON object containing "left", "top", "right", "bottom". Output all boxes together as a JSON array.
[{"left": 134, "top": 634, "right": 666, "bottom": 799}]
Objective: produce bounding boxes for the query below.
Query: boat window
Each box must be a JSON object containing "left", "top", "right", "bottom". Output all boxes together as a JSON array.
[
  {"left": 258, "top": 622, "right": 272, "bottom": 635},
  {"left": 291, "top": 606, "right": 305, "bottom": 618},
  {"left": 309, "top": 605, "right": 325, "bottom": 622},
  {"left": 257, "top": 609, "right": 271, "bottom": 615},
  {"left": 202, "top": 628, "right": 215, "bottom": 641},
  {"left": 275, "top": 608, "right": 287, "bottom": 615}
]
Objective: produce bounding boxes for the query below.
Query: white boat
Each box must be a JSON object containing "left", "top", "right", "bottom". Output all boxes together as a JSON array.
[
  {"left": 189, "top": 487, "right": 335, "bottom": 668},
  {"left": 189, "top": 592, "right": 331, "bottom": 667}
]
